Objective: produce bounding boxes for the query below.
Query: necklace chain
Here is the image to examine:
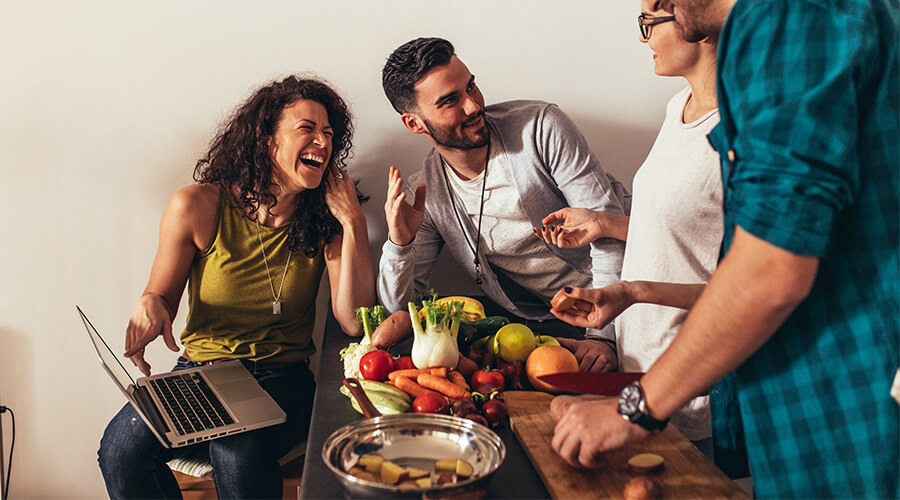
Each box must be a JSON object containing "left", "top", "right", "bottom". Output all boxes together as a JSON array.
[
  {"left": 255, "top": 219, "right": 292, "bottom": 314},
  {"left": 441, "top": 141, "right": 490, "bottom": 286}
]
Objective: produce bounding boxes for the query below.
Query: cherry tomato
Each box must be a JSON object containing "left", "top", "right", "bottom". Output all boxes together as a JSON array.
[
  {"left": 359, "top": 350, "right": 394, "bottom": 381},
  {"left": 412, "top": 392, "right": 450, "bottom": 414},
  {"left": 472, "top": 369, "right": 505, "bottom": 390},
  {"left": 393, "top": 356, "right": 416, "bottom": 371}
]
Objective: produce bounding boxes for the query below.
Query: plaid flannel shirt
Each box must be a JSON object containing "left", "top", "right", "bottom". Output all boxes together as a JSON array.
[{"left": 707, "top": 0, "right": 899, "bottom": 497}]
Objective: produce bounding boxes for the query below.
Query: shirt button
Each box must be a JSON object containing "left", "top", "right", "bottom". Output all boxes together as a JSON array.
[{"left": 727, "top": 149, "right": 736, "bottom": 162}]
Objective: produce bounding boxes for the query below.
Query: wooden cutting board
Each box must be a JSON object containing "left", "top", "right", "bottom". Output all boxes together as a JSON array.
[{"left": 505, "top": 391, "right": 748, "bottom": 499}]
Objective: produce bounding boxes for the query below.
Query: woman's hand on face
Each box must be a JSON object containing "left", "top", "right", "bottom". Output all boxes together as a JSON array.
[
  {"left": 549, "top": 283, "right": 635, "bottom": 330},
  {"left": 534, "top": 208, "right": 606, "bottom": 248},
  {"left": 125, "top": 293, "right": 179, "bottom": 376},
  {"left": 324, "top": 168, "right": 364, "bottom": 228}
]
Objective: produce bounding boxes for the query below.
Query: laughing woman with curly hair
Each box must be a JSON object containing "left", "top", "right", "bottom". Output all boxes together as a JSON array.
[{"left": 98, "top": 75, "right": 374, "bottom": 498}]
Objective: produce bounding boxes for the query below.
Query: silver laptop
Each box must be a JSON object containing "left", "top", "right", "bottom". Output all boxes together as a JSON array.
[{"left": 77, "top": 305, "right": 286, "bottom": 448}]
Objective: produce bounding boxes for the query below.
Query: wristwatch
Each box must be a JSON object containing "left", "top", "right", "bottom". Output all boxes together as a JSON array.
[{"left": 617, "top": 380, "right": 668, "bottom": 431}]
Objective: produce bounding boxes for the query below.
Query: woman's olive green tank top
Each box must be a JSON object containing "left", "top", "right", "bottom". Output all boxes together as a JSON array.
[{"left": 181, "top": 189, "right": 325, "bottom": 363}]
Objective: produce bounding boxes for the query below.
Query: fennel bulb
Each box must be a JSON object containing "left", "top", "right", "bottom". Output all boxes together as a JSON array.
[{"left": 408, "top": 296, "right": 463, "bottom": 369}]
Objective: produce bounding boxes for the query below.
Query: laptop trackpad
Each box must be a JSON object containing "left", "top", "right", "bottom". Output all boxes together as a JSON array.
[{"left": 216, "top": 379, "right": 262, "bottom": 404}]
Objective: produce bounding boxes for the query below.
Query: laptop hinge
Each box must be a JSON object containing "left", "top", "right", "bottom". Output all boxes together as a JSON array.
[{"left": 131, "top": 385, "right": 171, "bottom": 435}]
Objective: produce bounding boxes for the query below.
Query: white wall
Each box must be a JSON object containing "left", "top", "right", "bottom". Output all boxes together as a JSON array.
[{"left": 0, "top": 1, "right": 686, "bottom": 497}]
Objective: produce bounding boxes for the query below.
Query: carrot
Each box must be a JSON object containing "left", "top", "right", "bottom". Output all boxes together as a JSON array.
[
  {"left": 393, "top": 376, "right": 435, "bottom": 398},
  {"left": 447, "top": 370, "right": 469, "bottom": 391},
  {"left": 388, "top": 369, "right": 429, "bottom": 382},
  {"left": 417, "top": 373, "right": 470, "bottom": 400},
  {"left": 388, "top": 367, "right": 448, "bottom": 382}
]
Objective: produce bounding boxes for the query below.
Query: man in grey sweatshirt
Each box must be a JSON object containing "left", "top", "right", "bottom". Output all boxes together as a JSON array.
[{"left": 378, "top": 37, "right": 630, "bottom": 371}]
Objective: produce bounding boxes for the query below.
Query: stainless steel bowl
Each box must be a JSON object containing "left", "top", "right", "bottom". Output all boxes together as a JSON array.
[{"left": 322, "top": 413, "right": 506, "bottom": 498}]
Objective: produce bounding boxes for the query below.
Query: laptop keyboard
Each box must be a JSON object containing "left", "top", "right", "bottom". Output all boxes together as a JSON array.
[{"left": 149, "top": 373, "right": 234, "bottom": 435}]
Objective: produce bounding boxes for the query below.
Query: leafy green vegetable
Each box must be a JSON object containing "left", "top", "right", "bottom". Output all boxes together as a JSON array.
[{"left": 354, "top": 305, "right": 389, "bottom": 340}]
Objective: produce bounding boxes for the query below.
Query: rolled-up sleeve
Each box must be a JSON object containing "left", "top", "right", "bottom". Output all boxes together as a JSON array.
[{"left": 721, "top": 2, "right": 865, "bottom": 257}]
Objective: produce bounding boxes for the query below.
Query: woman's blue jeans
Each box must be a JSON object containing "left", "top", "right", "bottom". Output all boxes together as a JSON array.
[{"left": 98, "top": 357, "right": 315, "bottom": 499}]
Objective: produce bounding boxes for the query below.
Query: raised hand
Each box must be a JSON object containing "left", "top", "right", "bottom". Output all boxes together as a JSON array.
[
  {"left": 549, "top": 283, "right": 635, "bottom": 330},
  {"left": 384, "top": 165, "right": 426, "bottom": 246}
]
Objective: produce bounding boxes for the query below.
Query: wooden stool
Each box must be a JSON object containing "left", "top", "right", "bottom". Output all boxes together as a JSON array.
[{"left": 168, "top": 440, "right": 306, "bottom": 499}]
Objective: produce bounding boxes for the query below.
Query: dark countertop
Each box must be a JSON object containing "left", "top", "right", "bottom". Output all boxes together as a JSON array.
[{"left": 300, "top": 306, "right": 581, "bottom": 499}]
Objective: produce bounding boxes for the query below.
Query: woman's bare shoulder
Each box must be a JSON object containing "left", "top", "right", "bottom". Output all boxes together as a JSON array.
[
  {"left": 167, "top": 184, "right": 220, "bottom": 217},
  {"left": 160, "top": 184, "right": 221, "bottom": 251}
]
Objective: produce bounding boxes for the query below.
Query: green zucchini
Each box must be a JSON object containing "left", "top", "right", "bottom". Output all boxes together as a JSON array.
[
  {"left": 459, "top": 316, "right": 510, "bottom": 351},
  {"left": 344, "top": 389, "right": 410, "bottom": 415},
  {"left": 339, "top": 380, "right": 412, "bottom": 405},
  {"left": 468, "top": 316, "right": 510, "bottom": 335}
]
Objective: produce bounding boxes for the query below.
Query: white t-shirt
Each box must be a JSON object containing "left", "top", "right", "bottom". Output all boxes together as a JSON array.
[
  {"left": 615, "top": 86, "right": 723, "bottom": 440},
  {"left": 443, "top": 135, "right": 590, "bottom": 303}
]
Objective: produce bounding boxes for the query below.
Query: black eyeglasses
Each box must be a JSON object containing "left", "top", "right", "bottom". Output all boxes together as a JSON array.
[{"left": 638, "top": 13, "right": 676, "bottom": 41}]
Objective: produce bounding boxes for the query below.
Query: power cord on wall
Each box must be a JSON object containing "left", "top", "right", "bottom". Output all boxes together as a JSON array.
[{"left": 0, "top": 405, "right": 14, "bottom": 500}]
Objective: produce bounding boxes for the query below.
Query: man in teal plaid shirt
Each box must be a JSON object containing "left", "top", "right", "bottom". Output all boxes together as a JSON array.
[{"left": 550, "top": 0, "right": 898, "bottom": 497}]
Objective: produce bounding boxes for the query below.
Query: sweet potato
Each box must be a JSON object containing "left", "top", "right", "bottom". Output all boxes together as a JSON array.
[
  {"left": 550, "top": 289, "right": 575, "bottom": 312},
  {"left": 371, "top": 310, "right": 412, "bottom": 348},
  {"left": 628, "top": 453, "right": 664, "bottom": 474},
  {"left": 623, "top": 476, "right": 662, "bottom": 500},
  {"left": 455, "top": 353, "right": 479, "bottom": 378},
  {"left": 550, "top": 394, "right": 608, "bottom": 422}
]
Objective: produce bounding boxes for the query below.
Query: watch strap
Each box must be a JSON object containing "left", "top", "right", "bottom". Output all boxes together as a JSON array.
[{"left": 629, "top": 409, "right": 668, "bottom": 431}]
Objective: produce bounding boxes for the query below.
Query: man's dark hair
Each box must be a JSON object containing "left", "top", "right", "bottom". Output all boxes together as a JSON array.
[
  {"left": 382, "top": 37, "right": 455, "bottom": 114},
  {"left": 194, "top": 75, "right": 365, "bottom": 257}
]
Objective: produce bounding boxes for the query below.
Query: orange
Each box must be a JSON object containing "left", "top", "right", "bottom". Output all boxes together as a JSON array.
[{"left": 525, "top": 345, "right": 579, "bottom": 393}]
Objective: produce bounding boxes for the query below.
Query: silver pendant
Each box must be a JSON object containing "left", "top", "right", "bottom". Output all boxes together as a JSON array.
[{"left": 273, "top": 300, "right": 282, "bottom": 315}]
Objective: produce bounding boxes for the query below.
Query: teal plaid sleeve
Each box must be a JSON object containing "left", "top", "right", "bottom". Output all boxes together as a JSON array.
[
  {"left": 711, "top": 0, "right": 900, "bottom": 498},
  {"left": 719, "top": 0, "right": 869, "bottom": 257}
]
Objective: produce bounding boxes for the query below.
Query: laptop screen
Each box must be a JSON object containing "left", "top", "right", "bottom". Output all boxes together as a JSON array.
[{"left": 78, "top": 306, "right": 139, "bottom": 393}]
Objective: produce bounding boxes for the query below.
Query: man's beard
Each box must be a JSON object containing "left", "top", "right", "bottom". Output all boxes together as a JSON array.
[
  {"left": 422, "top": 113, "right": 490, "bottom": 150},
  {"left": 672, "top": 0, "right": 723, "bottom": 42}
]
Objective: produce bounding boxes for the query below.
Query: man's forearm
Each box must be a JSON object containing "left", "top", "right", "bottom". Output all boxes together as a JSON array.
[
  {"left": 640, "top": 227, "right": 819, "bottom": 420},
  {"left": 376, "top": 240, "right": 416, "bottom": 313},
  {"left": 626, "top": 281, "right": 707, "bottom": 311}
]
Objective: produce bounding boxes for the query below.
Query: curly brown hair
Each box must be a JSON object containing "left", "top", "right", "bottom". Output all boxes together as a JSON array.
[{"left": 194, "top": 75, "right": 365, "bottom": 257}]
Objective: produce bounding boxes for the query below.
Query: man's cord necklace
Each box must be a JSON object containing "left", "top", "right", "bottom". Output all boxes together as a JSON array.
[{"left": 440, "top": 142, "right": 490, "bottom": 286}]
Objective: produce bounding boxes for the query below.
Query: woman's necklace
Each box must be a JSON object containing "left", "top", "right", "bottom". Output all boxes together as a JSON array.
[
  {"left": 255, "top": 219, "right": 292, "bottom": 315},
  {"left": 441, "top": 141, "right": 490, "bottom": 286}
]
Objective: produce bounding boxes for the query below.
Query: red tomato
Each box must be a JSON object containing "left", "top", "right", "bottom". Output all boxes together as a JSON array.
[
  {"left": 412, "top": 392, "right": 450, "bottom": 414},
  {"left": 359, "top": 350, "right": 394, "bottom": 381},
  {"left": 472, "top": 369, "right": 505, "bottom": 390},
  {"left": 393, "top": 356, "right": 416, "bottom": 371}
]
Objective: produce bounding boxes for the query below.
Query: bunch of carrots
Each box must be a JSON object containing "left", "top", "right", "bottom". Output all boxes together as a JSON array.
[{"left": 386, "top": 367, "right": 471, "bottom": 400}]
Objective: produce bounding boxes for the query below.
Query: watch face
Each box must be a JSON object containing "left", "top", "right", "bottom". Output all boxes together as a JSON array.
[{"left": 617, "top": 382, "right": 641, "bottom": 416}]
